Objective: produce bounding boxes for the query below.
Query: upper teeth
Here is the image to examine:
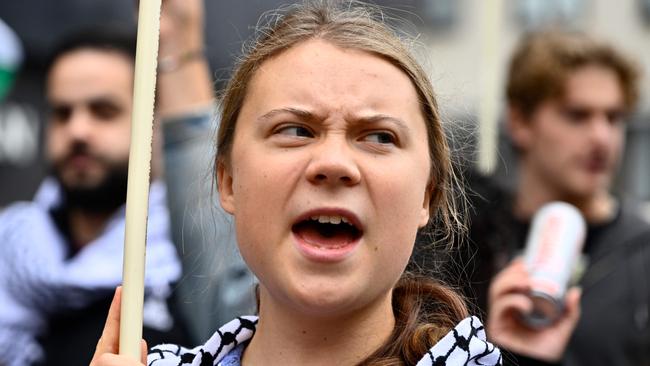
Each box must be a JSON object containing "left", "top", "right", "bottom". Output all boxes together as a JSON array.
[{"left": 310, "top": 215, "right": 350, "bottom": 225}]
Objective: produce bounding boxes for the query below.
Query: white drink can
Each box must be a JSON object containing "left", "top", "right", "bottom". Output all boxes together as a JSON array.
[{"left": 522, "top": 201, "right": 586, "bottom": 328}]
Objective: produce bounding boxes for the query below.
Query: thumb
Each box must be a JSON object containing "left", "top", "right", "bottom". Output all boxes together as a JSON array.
[{"left": 141, "top": 339, "right": 148, "bottom": 364}]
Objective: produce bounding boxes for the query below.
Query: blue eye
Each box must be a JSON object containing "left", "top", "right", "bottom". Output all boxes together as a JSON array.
[
  {"left": 277, "top": 125, "right": 313, "bottom": 137},
  {"left": 364, "top": 132, "right": 395, "bottom": 144}
]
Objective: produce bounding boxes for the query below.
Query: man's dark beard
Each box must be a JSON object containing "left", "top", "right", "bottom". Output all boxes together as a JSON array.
[
  {"left": 62, "top": 164, "right": 129, "bottom": 213},
  {"left": 52, "top": 146, "right": 129, "bottom": 214}
]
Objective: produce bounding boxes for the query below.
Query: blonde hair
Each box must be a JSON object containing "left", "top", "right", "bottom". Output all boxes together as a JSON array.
[{"left": 215, "top": 1, "right": 468, "bottom": 364}]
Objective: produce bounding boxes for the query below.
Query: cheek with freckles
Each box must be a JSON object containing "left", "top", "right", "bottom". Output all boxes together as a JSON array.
[{"left": 227, "top": 148, "right": 303, "bottom": 267}]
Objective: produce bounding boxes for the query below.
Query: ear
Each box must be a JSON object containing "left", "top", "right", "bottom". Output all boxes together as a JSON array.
[
  {"left": 418, "top": 186, "right": 432, "bottom": 228},
  {"left": 507, "top": 104, "right": 533, "bottom": 152},
  {"left": 217, "top": 161, "right": 235, "bottom": 215}
]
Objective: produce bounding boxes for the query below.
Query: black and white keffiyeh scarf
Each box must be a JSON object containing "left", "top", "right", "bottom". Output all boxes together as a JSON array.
[
  {"left": 0, "top": 178, "right": 181, "bottom": 366},
  {"left": 148, "top": 315, "right": 501, "bottom": 365}
]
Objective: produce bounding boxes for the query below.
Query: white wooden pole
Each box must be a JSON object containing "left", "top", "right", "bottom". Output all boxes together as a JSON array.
[
  {"left": 119, "top": 0, "right": 161, "bottom": 359},
  {"left": 478, "top": 0, "right": 504, "bottom": 174}
]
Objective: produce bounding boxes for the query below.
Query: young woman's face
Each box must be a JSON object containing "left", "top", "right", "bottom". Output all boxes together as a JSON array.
[{"left": 219, "top": 39, "right": 432, "bottom": 317}]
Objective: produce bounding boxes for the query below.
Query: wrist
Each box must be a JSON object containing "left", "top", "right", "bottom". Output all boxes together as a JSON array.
[
  {"left": 158, "top": 49, "right": 205, "bottom": 73},
  {"left": 159, "top": 31, "right": 204, "bottom": 58}
]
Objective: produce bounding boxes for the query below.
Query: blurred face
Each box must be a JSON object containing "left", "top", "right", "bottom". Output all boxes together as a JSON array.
[
  {"left": 46, "top": 49, "right": 133, "bottom": 208},
  {"left": 218, "top": 39, "right": 432, "bottom": 317},
  {"left": 512, "top": 65, "right": 626, "bottom": 201}
]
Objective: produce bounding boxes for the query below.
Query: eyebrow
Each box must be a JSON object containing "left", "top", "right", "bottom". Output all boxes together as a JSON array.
[
  {"left": 257, "top": 107, "right": 410, "bottom": 131},
  {"left": 257, "top": 107, "right": 319, "bottom": 123},
  {"left": 47, "top": 94, "right": 123, "bottom": 107},
  {"left": 358, "top": 114, "right": 410, "bottom": 131}
]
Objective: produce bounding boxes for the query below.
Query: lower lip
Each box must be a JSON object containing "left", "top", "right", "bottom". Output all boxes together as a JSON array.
[
  {"left": 585, "top": 163, "right": 607, "bottom": 174},
  {"left": 292, "top": 232, "right": 361, "bottom": 263}
]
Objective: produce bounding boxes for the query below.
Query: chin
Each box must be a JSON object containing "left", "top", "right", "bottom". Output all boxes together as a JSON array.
[
  {"left": 562, "top": 184, "right": 604, "bottom": 203},
  {"left": 279, "top": 277, "right": 373, "bottom": 318},
  {"left": 62, "top": 173, "right": 104, "bottom": 189},
  {"left": 581, "top": 179, "right": 609, "bottom": 196}
]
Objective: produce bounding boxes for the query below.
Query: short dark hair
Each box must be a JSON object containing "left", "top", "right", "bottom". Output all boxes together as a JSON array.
[
  {"left": 506, "top": 30, "right": 640, "bottom": 117},
  {"left": 46, "top": 26, "right": 136, "bottom": 76}
]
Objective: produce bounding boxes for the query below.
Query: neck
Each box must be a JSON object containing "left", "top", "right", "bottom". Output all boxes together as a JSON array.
[
  {"left": 68, "top": 208, "right": 112, "bottom": 250},
  {"left": 243, "top": 288, "right": 395, "bottom": 366},
  {"left": 515, "top": 164, "right": 616, "bottom": 224}
]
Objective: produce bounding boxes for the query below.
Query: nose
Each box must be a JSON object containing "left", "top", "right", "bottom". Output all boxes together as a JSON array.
[
  {"left": 66, "top": 109, "right": 93, "bottom": 141},
  {"left": 305, "top": 135, "right": 361, "bottom": 187},
  {"left": 589, "top": 116, "right": 616, "bottom": 149}
]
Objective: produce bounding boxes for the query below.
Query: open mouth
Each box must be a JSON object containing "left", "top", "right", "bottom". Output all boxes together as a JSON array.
[{"left": 291, "top": 214, "right": 362, "bottom": 249}]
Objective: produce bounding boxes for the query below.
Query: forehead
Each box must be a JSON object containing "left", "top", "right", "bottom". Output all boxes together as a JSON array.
[
  {"left": 47, "top": 49, "right": 133, "bottom": 102},
  {"left": 244, "top": 39, "right": 424, "bottom": 121},
  {"left": 561, "top": 65, "right": 623, "bottom": 107}
]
